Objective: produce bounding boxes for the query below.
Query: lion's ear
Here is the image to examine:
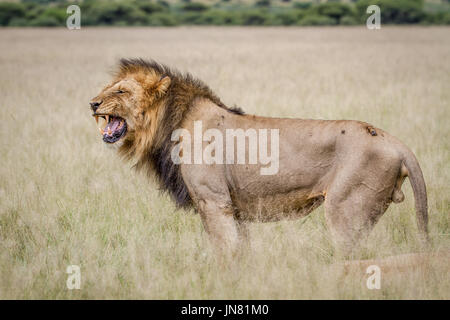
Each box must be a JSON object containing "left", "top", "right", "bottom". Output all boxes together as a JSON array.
[{"left": 155, "top": 76, "right": 171, "bottom": 97}]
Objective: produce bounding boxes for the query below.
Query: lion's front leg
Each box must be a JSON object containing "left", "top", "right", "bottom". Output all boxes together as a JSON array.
[
  {"left": 198, "top": 199, "right": 242, "bottom": 255},
  {"left": 181, "top": 164, "right": 249, "bottom": 255}
]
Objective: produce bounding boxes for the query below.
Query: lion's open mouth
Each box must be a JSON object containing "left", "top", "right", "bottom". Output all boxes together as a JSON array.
[{"left": 94, "top": 115, "right": 127, "bottom": 143}]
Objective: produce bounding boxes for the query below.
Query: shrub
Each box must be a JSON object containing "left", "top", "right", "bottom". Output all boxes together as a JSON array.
[
  {"left": 443, "top": 13, "right": 450, "bottom": 25},
  {"left": 340, "top": 15, "right": 359, "bottom": 25},
  {"left": 271, "top": 10, "right": 303, "bottom": 26},
  {"left": 317, "top": 2, "right": 355, "bottom": 23},
  {"left": 179, "top": 12, "right": 204, "bottom": 24},
  {"left": 135, "top": 1, "right": 167, "bottom": 14},
  {"left": 297, "top": 14, "right": 337, "bottom": 26},
  {"left": 83, "top": 1, "right": 148, "bottom": 26},
  {"left": 147, "top": 12, "right": 178, "bottom": 26},
  {"left": 240, "top": 10, "right": 269, "bottom": 25},
  {"left": 197, "top": 10, "right": 239, "bottom": 25},
  {"left": 23, "top": 3, "right": 45, "bottom": 21},
  {"left": 182, "top": 2, "right": 209, "bottom": 12},
  {"left": 29, "top": 16, "right": 60, "bottom": 27},
  {"left": 355, "top": 0, "right": 425, "bottom": 24},
  {"left": 157, "top": 0, "right": 170, "bottom": 9},
  {"left": 426, "top": 12, "right": 450, "bottom": 25},
  {"left": 0, "top": 3, "right": 26, "bottom": 26},
  {"left": 293, "top": 1, "right": 312, "bottom": 10},
  {"left": 40, "top": 7, "right": 66, "bottom": 24},
  {"left": 8, "top": 18, "right": 29, "bottom": 27},
  {"left": 255, "top": 0, "right": 271, "bottom": 8}
]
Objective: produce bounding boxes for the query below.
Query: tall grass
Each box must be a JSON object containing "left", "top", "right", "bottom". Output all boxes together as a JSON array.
[{"left": 0, "top": 27, "right": 449, "bottom": 299}]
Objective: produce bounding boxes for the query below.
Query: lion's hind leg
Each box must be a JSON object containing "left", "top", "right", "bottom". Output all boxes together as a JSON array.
[
  {"left": 324, "top": 187, "right": 393, "bottom": 258},
  {"left": 323, "top": 166, "right": 398, "bottom": 257}
]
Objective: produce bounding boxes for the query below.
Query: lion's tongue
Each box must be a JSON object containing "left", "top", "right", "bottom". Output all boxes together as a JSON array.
[{"left": 104, "top": 117, "right": 121, "bottom": 136}]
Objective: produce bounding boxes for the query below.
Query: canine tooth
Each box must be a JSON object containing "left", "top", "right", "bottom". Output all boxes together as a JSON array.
[
  {"left": 106, "top": 115, "right": 110, "bottom": 123},
  {"left": 95, "top": 115, "right": 99, "bottom": 124},
  {"left": 98, "top": 128, "right": 104, "bottom": 135},
  {"left": 98, "top": 118, "right": 107, "bottom": 130},
  {"left": 108, "top": 128, "right": 112, "bottom": 135}
]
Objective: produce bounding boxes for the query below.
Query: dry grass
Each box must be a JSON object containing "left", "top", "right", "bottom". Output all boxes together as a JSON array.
[{"left": 0, "top": 26, "right": 449, "bottom": 299}]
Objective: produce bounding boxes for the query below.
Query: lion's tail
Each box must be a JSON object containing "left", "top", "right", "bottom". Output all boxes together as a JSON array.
[{"left": 401, "top": 146, "right": 429, "bottom": 244}]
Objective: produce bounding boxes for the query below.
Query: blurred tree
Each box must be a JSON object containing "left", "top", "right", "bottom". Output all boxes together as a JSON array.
[
  {"left": 255, "top": 0, "right": 271, "bottom": 8},
  {"left": 298, "top": 14, "right": 337, "bottom": 25},
  {"left": 0, "top": 0, "right": 447, "bottom": 27},
  {"left": 182, "top": 2, "right": 210, "bottom": 11},
  {"left": 293, "top": 1, "right": 313, "bottom": 9},
  {"left": 0, "top": 3, "right": 26, "bottom": 26},
  {"left": 317, "top": 2, "right": 355, "bottom": 23},
  {"left": 356, "top": 0, "right": 425, "bottom": 23},
  {"left": 83, "top": 1, "right": 148, "bottom": 26},
  {"left": 241, "top": 10, "right": 269, "bottom": 25}
]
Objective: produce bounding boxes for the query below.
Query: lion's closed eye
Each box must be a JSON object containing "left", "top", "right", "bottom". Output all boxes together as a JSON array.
[{"left": 115, "top": 90, "right": 125, "bottom": 94}]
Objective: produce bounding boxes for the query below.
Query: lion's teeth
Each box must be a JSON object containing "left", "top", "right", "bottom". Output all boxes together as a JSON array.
[
  {"left": 95, "top": 115, "right": 99, "bottom": 124},
  {"left": 98, "top": 127, "right": 104, "bottom": 135},
  {"left": 106, "top": 115, "right": 110, "bottom": 123},
  {"left": 108, "top": 128, "right": 112, "bottom": 135}
]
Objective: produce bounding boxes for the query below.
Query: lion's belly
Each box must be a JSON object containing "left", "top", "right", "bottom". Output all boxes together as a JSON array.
[{"left": 231, "top": 188, "right": 325, "bottom": 222}]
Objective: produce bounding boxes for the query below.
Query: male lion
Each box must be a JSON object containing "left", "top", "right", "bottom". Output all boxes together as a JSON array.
[{"left": 89, "top": 58, "right": 428, "bottom": 255}]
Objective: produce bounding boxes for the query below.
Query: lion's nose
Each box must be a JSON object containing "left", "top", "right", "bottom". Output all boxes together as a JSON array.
[{"left": 90, "top": 100, "right": 102, "bottom": 112}]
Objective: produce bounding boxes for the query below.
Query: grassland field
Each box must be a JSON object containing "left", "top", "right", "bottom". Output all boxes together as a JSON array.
[{"left": 0, "top": 26, "right": 449, "bottom": 299}]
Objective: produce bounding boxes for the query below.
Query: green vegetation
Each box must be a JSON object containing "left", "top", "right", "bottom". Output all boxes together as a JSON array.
[{"left": 0, "top": 0, "right": 449, "bottom": 26}]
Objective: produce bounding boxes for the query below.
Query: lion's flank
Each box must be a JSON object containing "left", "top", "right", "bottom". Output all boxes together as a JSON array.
[{"left": 118, "top": 58, "right": 244, "bottom": 208}]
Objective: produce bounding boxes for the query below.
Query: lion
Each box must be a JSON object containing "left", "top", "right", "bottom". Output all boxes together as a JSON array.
[{"left": 89, "top": 58, "right": 428, "bottom": 255}]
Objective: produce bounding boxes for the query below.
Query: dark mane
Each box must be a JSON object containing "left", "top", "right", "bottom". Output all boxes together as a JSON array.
[{"left": 118, "top": 58, "right": 244, "bottom": 209}]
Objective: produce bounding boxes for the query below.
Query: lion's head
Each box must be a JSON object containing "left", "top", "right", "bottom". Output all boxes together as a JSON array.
[
  {"left": 89, "top": 58, "right": 236, "bottom": 207},
  {"left": 89, "top": 59, "right": 171, "bottom": 147}
]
